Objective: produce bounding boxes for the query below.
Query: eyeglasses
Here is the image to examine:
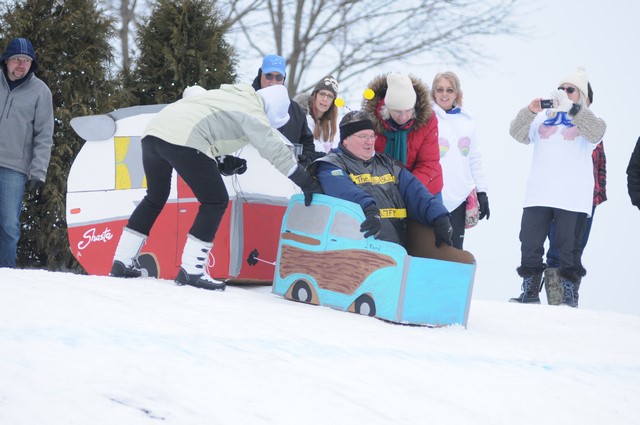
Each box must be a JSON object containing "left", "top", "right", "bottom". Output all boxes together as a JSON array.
[
  {"left": 316, "top": 91, "right": 335, "bottom": 100},
  {"left": 435, "top": 87, "right": 455, "bottom": 94},
  {"left": 351, "top": 133, "right": 376, "bottom": 142},
  {"left": 264, "top": 73, "right": 284, "bottom": 82},
  {"left": 557, "top": 86, "right": 576, "bottom": 94}
]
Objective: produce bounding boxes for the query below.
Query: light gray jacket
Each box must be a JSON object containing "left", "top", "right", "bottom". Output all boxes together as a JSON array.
[
  {"left": 0, "top": 71, "right": 54, "bottom": 182},
  {"left": 144, "top": 84, "right": 297, "bottom": 176}
]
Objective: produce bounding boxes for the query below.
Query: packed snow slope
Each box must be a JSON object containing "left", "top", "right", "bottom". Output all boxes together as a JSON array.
[{"left": 1, "top": 268, "right": 638, "bottom": 425}]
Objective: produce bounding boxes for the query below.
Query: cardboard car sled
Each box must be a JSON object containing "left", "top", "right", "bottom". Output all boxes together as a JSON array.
[
  {"left": 67, "top": 105, "right": 301, "bottom": 282},
  {"left": 272, "top": 194, "right": 476, "bottom": 327}
]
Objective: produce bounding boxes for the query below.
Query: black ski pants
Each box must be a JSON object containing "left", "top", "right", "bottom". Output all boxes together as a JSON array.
[
  {"left": 449, "top": 200, "right": 467, "bottom": 250},
  {"left": 519, "top": 206, "right": 587, "bottom": 276},
  {"left": 127, "top": 136, "right": 229, "bottom": 243}
]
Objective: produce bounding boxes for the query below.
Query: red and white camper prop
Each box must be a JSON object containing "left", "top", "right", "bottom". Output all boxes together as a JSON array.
[{"left": 67, "top": 105, "right": 300, "bottom": 282}]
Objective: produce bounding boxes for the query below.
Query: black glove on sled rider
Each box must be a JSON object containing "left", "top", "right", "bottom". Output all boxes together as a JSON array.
[
  {"left": 360, "top": 205, "right": 382, "bottom": 238},
  {"left": 433, "top": 216, "right": 453, "bottom": 247},
  {"left": 288, "top": 165, "right": 323, "bottom": 206}
]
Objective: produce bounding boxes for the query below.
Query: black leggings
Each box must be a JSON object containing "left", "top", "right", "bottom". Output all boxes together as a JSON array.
[
  {"left": 449, "top": 201, "right": 467, "bottom": 250},
  {"left": 127, "top": 136, "right": 229, "bottom": 242}
]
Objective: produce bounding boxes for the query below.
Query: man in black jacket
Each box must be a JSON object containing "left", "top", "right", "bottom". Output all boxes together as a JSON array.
[
  {"left": 251, "top": 54, "right": 316, "bottom": 164},
  {"left": 628, "top": 136, "right": 640, "bottom": 210}
]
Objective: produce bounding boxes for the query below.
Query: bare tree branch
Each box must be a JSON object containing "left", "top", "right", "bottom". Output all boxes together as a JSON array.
[{"left": 220, "top": 0, "right": 525, "bottom": 94}]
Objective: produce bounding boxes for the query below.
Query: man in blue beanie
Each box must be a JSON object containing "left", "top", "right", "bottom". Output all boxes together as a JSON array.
[{"left": 0, "top": 38, "right": 54, "bottom": 268}]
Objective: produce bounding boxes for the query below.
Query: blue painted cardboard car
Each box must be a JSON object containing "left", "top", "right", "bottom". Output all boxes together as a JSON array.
[{"left": 272, "top": 194, "right": 476, "bottom": 327}]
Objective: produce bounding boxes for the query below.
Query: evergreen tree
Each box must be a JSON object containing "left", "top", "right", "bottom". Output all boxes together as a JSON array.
[
  {"left": 2, "top": 0, "right": 117, "bottom": 271},
  {"left": 131, "top": 0, "right": 237, "bottom": 105}
]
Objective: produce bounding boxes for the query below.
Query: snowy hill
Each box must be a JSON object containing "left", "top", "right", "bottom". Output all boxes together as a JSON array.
[{"left": 1, "top": 268, "right": 639, "bottom": 425}]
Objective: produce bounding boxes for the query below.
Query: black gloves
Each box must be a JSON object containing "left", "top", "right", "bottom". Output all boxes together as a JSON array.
[
  {"left": 298, "top": 152, "right": 326, "bottom": 168},
  {"left": 360, "top": 206, "right": 382, "bottom": 238},
  {"left": 288, "top": 164, "right": 323, "bottom": 206},
  {"left": 27, "top": 179, "right": 44, "bottom": 194},
  {"left": 477, "top": 192, "right": 490, "bottom": 220},
  {"left": 216, "top": 155, "right": 247, "bottom": 176},
  {"left": 433, "top": 216, "right": 453, "bottom": 247}
]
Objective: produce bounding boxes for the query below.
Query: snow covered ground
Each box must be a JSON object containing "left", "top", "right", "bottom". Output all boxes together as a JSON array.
[{"left": 1, "top": 268, "right": 638, "bottom": 424}]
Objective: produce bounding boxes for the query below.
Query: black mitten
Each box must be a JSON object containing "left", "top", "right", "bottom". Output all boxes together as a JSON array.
[
  {"left": 27, "top": 179, "right": 44, "bottom": 193},
  {"left": 216, "top": 156, "right": 247, "bottom": 176},
  {"left": 360, "top": 206, "right": 381, "bottom": 238},
  {"left": 288, "top": 165, "right": 323, "bottom": 206},
  {"left": 433, "top": 216, "right": 453, "bottom": 247},
  {"left": 477, "top": 192, "right": 490, "bottom": 220}
]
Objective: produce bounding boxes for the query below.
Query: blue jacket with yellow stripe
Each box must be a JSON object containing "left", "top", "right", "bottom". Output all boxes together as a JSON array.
[{"left": 312, "top": 144, "right": 449, "bottom": 244}]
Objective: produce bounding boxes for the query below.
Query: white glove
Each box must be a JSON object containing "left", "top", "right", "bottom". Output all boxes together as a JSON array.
[{"left": 550, "top": 89, "right": 573, "bottom": 112}]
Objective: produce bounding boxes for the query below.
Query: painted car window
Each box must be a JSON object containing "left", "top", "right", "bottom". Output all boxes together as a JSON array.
[
  {"left": 285, "top": 202, "right": 330, "bottom": 236},
  {"left": 330, "top": 210, "right": 364, "bottom": 241},
  {"left": 115, "top": 136, "right": 146, "bottom": 190}
]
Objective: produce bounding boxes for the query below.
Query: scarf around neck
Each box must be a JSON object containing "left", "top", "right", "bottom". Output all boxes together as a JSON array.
[{"left": 377, "top": 99, "right": 414, "bottom": 165}]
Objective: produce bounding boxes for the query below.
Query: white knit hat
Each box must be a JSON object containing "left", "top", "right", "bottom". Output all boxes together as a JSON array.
[
  {"left": 559, "top": 66, "right": 589, "bottom": 99},
  {"left": 384, "top": 74, "right": 416, "bottom": 110},
  {"left": 257, "top": 85, "right": 291, "bottom": 128}
]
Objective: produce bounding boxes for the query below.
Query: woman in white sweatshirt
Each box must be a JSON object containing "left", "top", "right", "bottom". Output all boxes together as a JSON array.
[{"left": 431, "top": 71, "right": 489, "bottom": 250}]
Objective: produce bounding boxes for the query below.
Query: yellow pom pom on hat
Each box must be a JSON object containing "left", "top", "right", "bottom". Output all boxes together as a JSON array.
[
  {"left": 559, "top": 66, "right": 589, "bottom": 99},
  {"left": 384, "top": 74, "right": 416, "bottom": 110}
]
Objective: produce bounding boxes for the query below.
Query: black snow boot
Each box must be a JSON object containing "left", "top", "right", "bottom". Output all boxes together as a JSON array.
[
  {"left": 509, "top": 266, "right": 544, "bottom": 304},
  {"left": 110, "top": 260, "right": 148, "bottom": 278}
]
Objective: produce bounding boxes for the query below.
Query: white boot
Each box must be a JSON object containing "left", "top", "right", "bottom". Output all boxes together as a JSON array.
[
  {"left": 175, "top": 235, "right": 225, "bottom": 291},
  {"left": 110, "top": 227, "right": 148, "bottom": 278}
]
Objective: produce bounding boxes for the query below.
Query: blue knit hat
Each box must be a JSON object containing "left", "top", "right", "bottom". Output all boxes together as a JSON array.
[{"left": 1, "top": 38, "right": 38, "bottom": 73}]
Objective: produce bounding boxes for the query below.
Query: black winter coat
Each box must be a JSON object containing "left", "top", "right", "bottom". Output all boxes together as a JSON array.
[{"left": 627, "top": 136, "right": 640, "bottom": 209}]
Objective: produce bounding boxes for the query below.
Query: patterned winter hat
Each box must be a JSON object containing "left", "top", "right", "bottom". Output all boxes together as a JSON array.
[{"left": 313, "top": 76, "right": 339, "bottom": 96}]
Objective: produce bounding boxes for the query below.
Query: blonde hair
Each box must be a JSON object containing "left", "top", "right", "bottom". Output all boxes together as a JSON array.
[{"left": 431, "top": 71, "right": 464, "bottom": 107}]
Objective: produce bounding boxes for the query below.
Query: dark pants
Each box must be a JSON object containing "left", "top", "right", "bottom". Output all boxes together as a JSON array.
[
  {"left": 449, "top": 201, "right": 467, "bottom": 250},
  {"left": 127, "top": 136, "right": 229, "bottom": 242},
  {"left": 547, "top": 205, "right": 595, "bottom": 269},
  {"left": 520, "top": 207, "right": 587, "bottom": 276}
]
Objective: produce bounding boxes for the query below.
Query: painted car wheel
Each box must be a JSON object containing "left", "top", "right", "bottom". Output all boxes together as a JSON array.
[
  {"left": 354, "top": 294, "right": 376, "bottom": 316},
  {"left": 291, "top": 280, "right": 313, "bottom": 303}
]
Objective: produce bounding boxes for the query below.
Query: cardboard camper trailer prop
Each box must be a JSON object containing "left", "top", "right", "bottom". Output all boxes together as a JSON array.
[
  {"left": 272, "top": 194, "right": 476, "bottom": 327},
  {"left": 67, "top": 104, "right": 300, "bottom": 282}
]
